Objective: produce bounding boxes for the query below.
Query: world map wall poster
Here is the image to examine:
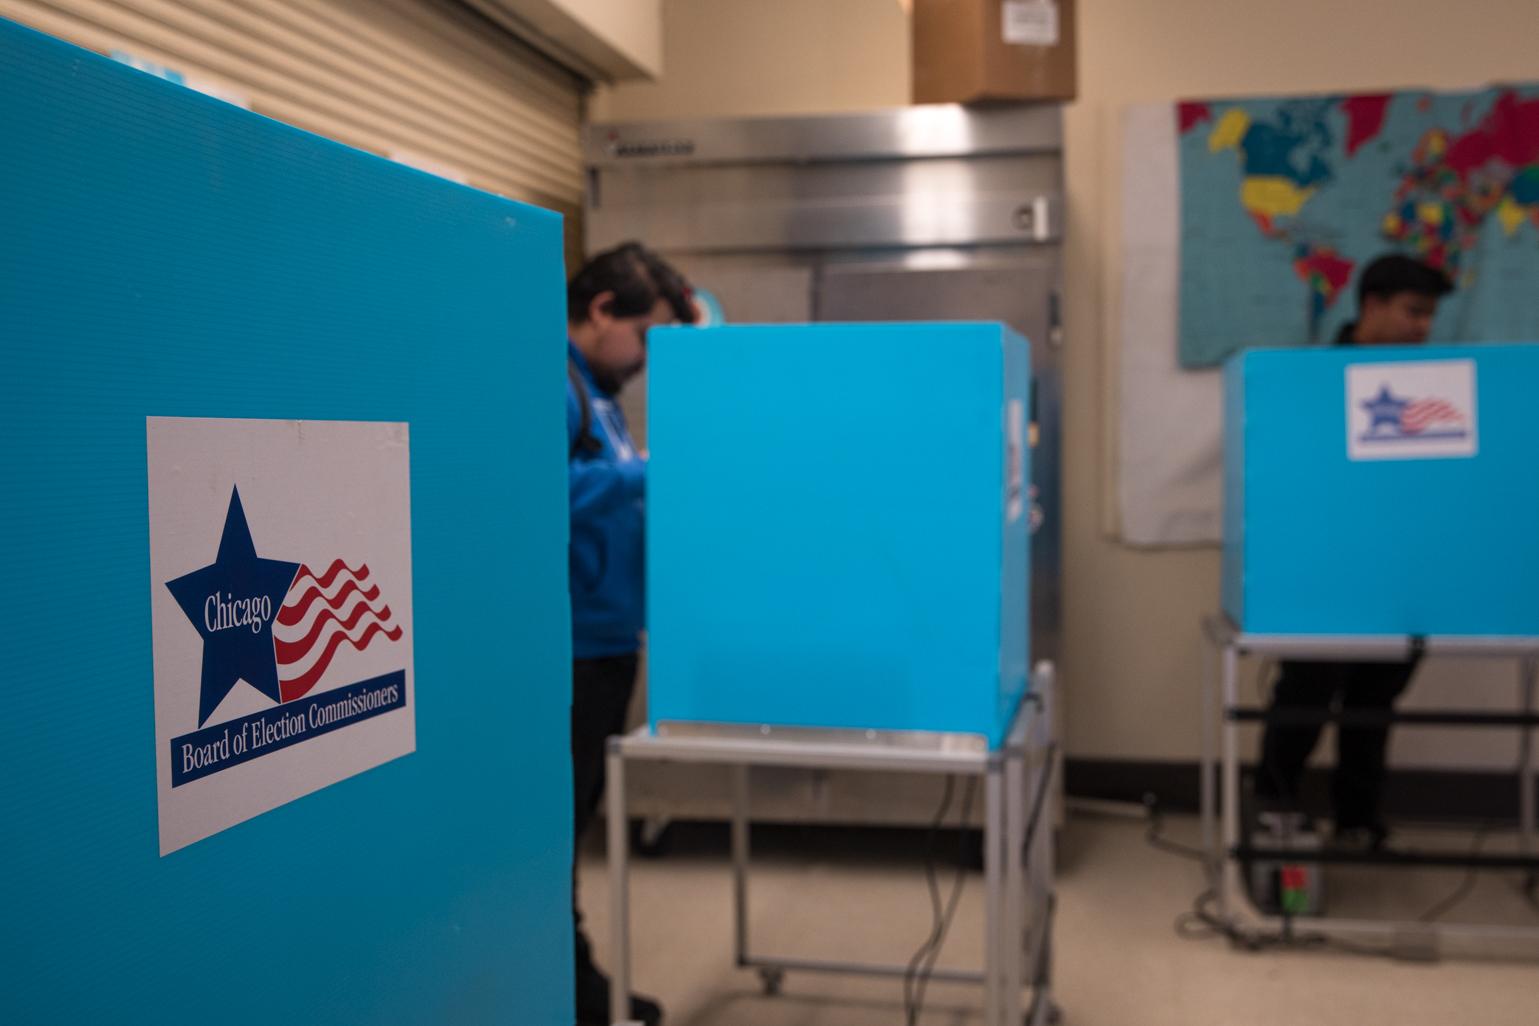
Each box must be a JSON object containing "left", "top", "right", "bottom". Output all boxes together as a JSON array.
[{"left": 1178, "top": 85, "right": 1539, "bottom": 368}]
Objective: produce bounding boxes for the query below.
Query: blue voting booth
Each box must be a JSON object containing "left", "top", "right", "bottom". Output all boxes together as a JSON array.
[
  {"left": 1, "top": 19, "right": 572, "bottom": 1026},
  {"left": 1223, "top": 343, "right": 1539, "bottom": 636},
  {"left": 646, "top": 322, "right": 1031, "bottom": 749}
]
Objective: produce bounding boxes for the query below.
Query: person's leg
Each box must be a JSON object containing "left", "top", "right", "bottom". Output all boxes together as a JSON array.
[
  {"left": 570, "top": 654, "right": 659, "bottom": 1025},
  {"left": 572, "top": 662, "right": 610, "bottom": 835},
  {"left": 572, "top": 655, "right": 637, "bottom": 857},
  {"left": 572, "top": 654, "right": 639, "bottom": 955},
  {"left": 1256, "top": 660, "right": 1337, "bottom": 809},
  {"left": 1333, "top": 659, "right": 1417, "bottom": 835}
]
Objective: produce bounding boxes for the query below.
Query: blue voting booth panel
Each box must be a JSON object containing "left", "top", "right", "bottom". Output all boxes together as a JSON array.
[
  {"left": 0, "top": 20, "right": 572, "bottom": 1026},
  {"left": 1223, "top": 343, "right": 1539, "bottom": 636},
  {"left": 647, "top": 322, "right": 1030, "bottom": 748}
]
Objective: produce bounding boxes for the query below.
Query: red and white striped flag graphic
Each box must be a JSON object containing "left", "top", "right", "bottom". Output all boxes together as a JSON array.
[
  {"left": 274, "top": 559, "right": 402, "bottom": 702},
  {"left": 1399, "top": 397, "right": 1465, "bottom": 435}
]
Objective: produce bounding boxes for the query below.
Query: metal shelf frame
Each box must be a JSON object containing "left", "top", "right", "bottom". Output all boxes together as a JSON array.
[
  {"left": 604, "top": 666, "right": 1059, "bottom": 1026},
  {"left": 1200, "top": 615, "right": 1539, "bottom": 948}
]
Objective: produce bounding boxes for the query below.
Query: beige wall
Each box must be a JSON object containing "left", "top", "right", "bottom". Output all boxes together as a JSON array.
[
  {"left": 1061, "top": 0, "right": 1538, "bottom": 771},
  {"left": 589, "top": 0, "right": 909, "bottom": 121},
  {"left": 594, "top": 0, "right": 1539, "bottom": 770},
  {"left": 553, "top": 0, "right": 662, "bottom": 77}
]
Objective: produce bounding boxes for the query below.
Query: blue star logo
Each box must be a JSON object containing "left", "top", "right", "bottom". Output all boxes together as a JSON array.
[
  {"left": 166, "top": 487, "right": 301, "bottom": 726},
  {"left": 1361, "top": 384, "right": 1410, "bottom": 434}
]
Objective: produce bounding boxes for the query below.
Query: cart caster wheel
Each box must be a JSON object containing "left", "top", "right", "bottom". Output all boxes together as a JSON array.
[{"left": 758, "top": 967, "right": 785, "bottom": 996}]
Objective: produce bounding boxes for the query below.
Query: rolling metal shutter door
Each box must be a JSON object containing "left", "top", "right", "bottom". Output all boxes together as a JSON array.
[{"left": 1, "top": 0, "right": 586, "bottom": 240}]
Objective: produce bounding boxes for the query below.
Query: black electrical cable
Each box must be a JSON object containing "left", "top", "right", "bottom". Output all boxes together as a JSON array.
[
  {"left": 901, "top": 775, "right": 953, "bottom": 1023},
  {"left": 905, "top": 778, "right": 977, "bottom": 1026},
  {"left": 1142, "top": 797, "right": 1379, "bottom": 954},
  {"left": 1142, "top": 794, "right": 1209, "bottom": 863},
  {"left": 1513, "top": 873, "right": 1539, "bottom": 915},
  {"left": 1171, "top": 649, "right": 1539, "bottom": 951},
  {"left": 1023, "top": 741, "right": 1059, "bottom": 852},
  {"left": 912, "top": 780, "right": 977, "bottom": 1022},
  {"left": 1145, "top": 794, "right": 1410, "bottom": 958},
  {"left": 1416, "top": 823, "right": 1491, "bottom": 923},
  {"left": 1173, "top": 886, "right": 1397, "bottom": 959},
  {"left": 1021, "top": 892, "right": 1057, "bottom": 1026},
  {"left": 902, "top": 775, "right": 977, "bottom": 1026},
  {"left": 1160, "top": 806, "right": 1522, "bottom": 948},
  {"left": 904, "top": 691, "right": 1044, "bottom": 1024}
]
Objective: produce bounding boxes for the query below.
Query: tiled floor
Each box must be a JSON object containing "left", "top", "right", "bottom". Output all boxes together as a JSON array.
[{"left": 578, "top": 811, "right": 1539, "bottom": 1025}]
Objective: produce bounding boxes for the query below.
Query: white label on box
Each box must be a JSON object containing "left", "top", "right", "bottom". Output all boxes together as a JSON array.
[
  {"left": 1003, "top": 0, "right": 1060, "bottom": 46},
  {"left": 147, "top": 417, "right": 415, "bottom": 854},
  {"left": 1345, "top": 359, "right": 1478, "bottom": 461},
  {"left": 1006, "top": 399, "right": 1026, "bottom": 522}
]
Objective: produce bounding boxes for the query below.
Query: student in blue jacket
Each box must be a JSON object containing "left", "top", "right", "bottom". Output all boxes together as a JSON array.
[{"left": 565, "top": 242, "right": 694, "bottom": 1026}]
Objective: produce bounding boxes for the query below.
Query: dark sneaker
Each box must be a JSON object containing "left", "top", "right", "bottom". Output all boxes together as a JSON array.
[
  {"left": 576, "top": 991, "right": 662, "bottom": 1026},
  {"left": 1257, "top": 809, "right": 1316, "bottom": 836},
  {"left": 575, "top": 960, "right": 663, "bottom": 1026},
  {"left": 1333, "top": 824, "right": 1389, "bottom": 852}
]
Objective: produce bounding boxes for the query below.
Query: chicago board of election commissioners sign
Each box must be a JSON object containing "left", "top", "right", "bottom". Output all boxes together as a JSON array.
[{"left": 147, "top": 417, "right": 416, "bottom": 854}]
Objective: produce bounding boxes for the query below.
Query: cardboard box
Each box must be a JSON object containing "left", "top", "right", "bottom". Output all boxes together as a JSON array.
[
  {"left": 913, "top": 0, "right": 1077, "bottom": 104},
  {"left": 1, "top": 17, "right": 573, "bottom": 1024},
  {"left": 646, "top": 322, "right": 1031, "bottom": 748},
  {"left": 1223, "top": 344, "right": 1539, "bottom": 636}
]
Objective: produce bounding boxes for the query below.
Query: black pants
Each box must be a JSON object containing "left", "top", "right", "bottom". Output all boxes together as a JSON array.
[
  {"left": 1256, "top": 659, "right": 1418, "bottom": 830},
  {"left": 572, "top": 654, "right": 640, "bottom": 982}
]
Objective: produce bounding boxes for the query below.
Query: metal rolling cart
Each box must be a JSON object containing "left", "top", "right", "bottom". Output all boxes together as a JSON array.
[
  {"left": 605, "top": 665, "right": 1059, "bottom": 1026},
  {"left": 1200, "top": 615, "right": 1539, "bottom": 949}
]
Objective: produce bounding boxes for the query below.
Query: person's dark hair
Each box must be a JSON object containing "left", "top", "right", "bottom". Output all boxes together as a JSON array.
[
  {"left": 567, "top": 241, "right": 696, "bottom": 326},
  {"left": 1357, "top": 254, "right": 1453, "bottom": 306}
]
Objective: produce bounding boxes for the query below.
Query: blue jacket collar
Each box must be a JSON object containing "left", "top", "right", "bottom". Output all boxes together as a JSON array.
[{"left": 567, "top": 341, "right": 607, "bottom": 396}]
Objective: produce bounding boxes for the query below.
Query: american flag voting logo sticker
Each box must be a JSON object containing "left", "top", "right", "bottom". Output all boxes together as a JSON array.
[
  {"left": 1345, "top": 359, "right": 1478, "bottom": 461},
  {"left": 147, "top": 417, "right": 415, "bottom": 855}
]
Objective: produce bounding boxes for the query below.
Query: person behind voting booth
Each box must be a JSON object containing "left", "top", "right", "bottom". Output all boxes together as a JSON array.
[
  {"left": 566, "top": 242, "right": 695, "bottom": 1026},
  {"left": 1255, "top": 254, "right": 1454, "bottom": 850}
]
